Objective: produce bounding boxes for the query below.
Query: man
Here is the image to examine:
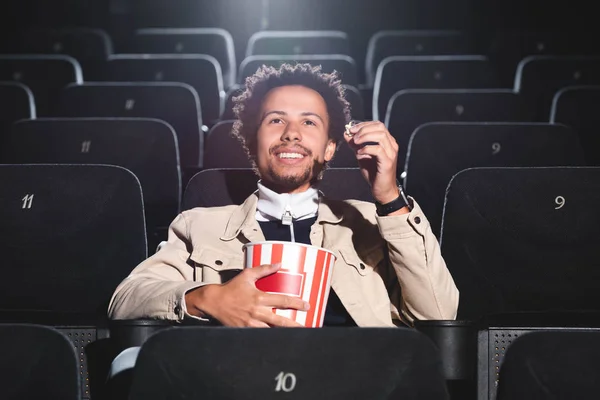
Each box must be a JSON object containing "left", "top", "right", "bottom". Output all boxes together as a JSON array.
[{"left": 108, "top": 63, "right": 459, "bottom": 327}]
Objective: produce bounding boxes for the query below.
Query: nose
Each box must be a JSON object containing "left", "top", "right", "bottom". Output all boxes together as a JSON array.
[{"left": 280, "top": 121, "right": 302, "bottom": 142}]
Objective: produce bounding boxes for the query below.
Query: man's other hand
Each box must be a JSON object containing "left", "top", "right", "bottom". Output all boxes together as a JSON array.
[{"left": 185, "top": 263, "right": 310, "bottom": 327}]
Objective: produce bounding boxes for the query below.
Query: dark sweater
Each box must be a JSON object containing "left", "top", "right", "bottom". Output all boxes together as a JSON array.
[{"left": 258, "top": 217, "right": 356, "bottom": 327}]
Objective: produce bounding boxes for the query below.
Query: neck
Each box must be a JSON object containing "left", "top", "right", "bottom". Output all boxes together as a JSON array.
[
  {"left": 255, "top": 181, "right": 320, "bottom": 224},
  {"left": 260, "top": 180, "right": 311, "bottom": 194}
]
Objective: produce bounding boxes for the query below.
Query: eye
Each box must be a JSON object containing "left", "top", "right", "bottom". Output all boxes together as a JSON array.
[
  {"left": 268, "top": 118, "right": 284, "bottom": 124},
  {"left": 304, "top": 119, "right": 317, "bottom": 126}
]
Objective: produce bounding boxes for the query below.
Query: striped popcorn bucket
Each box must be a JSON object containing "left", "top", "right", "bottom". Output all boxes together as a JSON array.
[{"left": 243, "top": 241, "right": 337, "bottom": 328}]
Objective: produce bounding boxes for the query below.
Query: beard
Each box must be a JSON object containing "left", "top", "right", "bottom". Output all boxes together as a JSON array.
[{"left": 264, "top": 144, "right": 326, "bottom": 191}]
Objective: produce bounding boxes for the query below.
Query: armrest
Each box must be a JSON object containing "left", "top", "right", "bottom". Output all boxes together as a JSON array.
[
  {"left": 109, "top": 319, "right": 173, "bottom": 351},
  {"left": 414, "top": 319, "right": 476, "bottom": 381}
]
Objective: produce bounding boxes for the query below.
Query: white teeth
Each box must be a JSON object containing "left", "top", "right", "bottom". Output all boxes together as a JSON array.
[{"left": 278, "top": 152, "right": 304, "bottom": 159}]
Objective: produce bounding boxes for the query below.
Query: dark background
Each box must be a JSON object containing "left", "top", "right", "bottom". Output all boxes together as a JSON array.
[{"left": 0, "top": 0, "right": 595, "bottom": 71}]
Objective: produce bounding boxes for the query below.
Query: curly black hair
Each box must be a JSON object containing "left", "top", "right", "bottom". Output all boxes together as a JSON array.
[{"left": 231, "top": 63, "right": 352, "bottom": 169}]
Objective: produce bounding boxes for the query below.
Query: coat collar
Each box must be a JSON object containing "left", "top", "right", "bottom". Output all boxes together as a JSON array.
[{"left": 220, "top": 191, "right": 344, "bottom": 241}]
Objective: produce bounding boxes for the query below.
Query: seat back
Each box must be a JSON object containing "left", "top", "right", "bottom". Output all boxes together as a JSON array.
[
  {"left": 0, "top": 324, "right": 81, "bottom": 400},
  {"left": 488, "top": 31, "right": 599, "bottom": 86},
  {"left": 56, "top": 82, "right": 203, "bottom": 168},
  {"left": 328, "top": 140, "right": 360, "bottom": 168},
  {"left": 343, "top": 84, "right": 365, "bottom": 120},
  {"left": 551, "top": 85, "right": 600, "bottom": 165},
  {"left": 204, "top": 120, "right": 251, "bottom": 169},
  {"left": 182, "top": 168, "right": 373, "bottom": 210},
  {"left": 0, "top": 55, "right": 82, "bottom": 116},
  {"left": 405, "top": 123, "right": 584, "bottom": 237},
  {"left": 4, "top": 118, "right": 181, "bottom": 249},
  {"left": 133, "top": 28, "right": 236, "bottom": 89},
  {"left": 1, "top": 28, "right": 113, "bottom": 80},
  {"left": 246, "top": 30, "right": 350, "bottom": 57},
  {"left": 495, "top": 330, "right": 600, "bottom": 400},
  {"left": 365, "top": 30, "right": 471, "bottom": 86},
  {"left": 514, "top": 56, "right": 600, "bottom": 121},
  {"left": 0, "top": 82, "right": 35, "bottom": 138},
  {"left": 238, "top": 55, "right": 359, "bottom": 86},
  {"left": 105, "top": 54, "right": 224, "bottom": 126},
  {"left": 385, "top": 89, "right": 534, "bottom": 170},
  {"left": 372, "top": 55, "right": 499, "bottom": 121},
  {"left": 0, "top": 164, "right": 147, "bottom": 316},
  {"left": 440, "top": 167, "right": 600, "bottom": 320},
  {"left": 128, "top": 327, "right": 449, "bottom": 400}
]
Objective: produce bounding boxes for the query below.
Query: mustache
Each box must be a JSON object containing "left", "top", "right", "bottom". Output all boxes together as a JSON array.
[{"left": 269, "top": 143, "right": 313, "bottom": 157}]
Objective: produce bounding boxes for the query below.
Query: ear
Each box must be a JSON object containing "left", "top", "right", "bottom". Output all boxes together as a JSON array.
[{"left": 324, "top": 139, "right": 337, "bottom": 162}]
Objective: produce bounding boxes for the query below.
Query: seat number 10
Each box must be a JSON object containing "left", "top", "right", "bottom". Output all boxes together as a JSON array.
[{"left": 274, "top": 372, "right": 297, "bottom": 392}]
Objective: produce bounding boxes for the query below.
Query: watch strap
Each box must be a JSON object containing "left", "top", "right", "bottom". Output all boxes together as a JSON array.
[{"left": 375, "top": 185, "right": 410, "bottom": 216}]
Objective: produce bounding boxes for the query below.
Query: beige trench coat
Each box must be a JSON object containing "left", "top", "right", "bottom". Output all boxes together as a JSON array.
[{"left": 108, "top": 193, "right": 459, "bottom": 327}]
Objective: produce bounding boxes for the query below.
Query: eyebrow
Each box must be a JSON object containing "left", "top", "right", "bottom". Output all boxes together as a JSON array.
[{"left": 260, "top": 110, "right": 325, "bottom": 124}]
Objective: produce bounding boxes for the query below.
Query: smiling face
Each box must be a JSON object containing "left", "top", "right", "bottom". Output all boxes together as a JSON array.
[{"left": 255, "top": 85, "right": 337, "bottom": 193}]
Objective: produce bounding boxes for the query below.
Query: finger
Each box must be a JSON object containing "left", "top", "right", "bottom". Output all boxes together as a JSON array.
[
  {"left": 353, "top": 124, "right": 396, "bottom": 145},
  {"left": 247, "top": 319, "right": 271, "bottom": 328},
  {"left": 355, "top": 136, "right": 396, "bottom": 161},
  {"left": 259, "top": 293, "right": 310, "bottom": 311},
  {"left": 357, "top": 144, "right": 396, "bottom": 166},
  {"left": 344, "top": 125, "right": 385, "bottom": 154},
  {"left": 343, "top": 121, "right": 379, "bottom": 143},
  {"left": 349, "top": 120, "right": 381, "bottom": 135},
  {"left": 357, "top": 145, "right": 398, "bottom": 174},
  {"left": 256, "top": 309, "right": 305, "bottom": 327},
  {"left": 269, "top": 315, "right": 304, "bottom": 328},
  {"left": 247, "top": 263, "right": 282, "bottom": 281},
  {"left": 343, "top": 121, "right": 363, "bottom": 145},
  {"left": 353, "top": 128, "right": 397, "bottom": 155},
  {"left": 353, "top": 127, "right": 395, "bottom": 144},
  {"left": 353, "top": 131, "right": 396, "bottom": 154}
]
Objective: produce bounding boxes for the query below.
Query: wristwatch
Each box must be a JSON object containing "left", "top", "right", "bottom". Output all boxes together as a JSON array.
[{"left": 375, "top": 183, "right": 411, "bottom": 216}]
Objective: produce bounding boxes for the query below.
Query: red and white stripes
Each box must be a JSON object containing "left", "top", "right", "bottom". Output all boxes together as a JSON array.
[{"left": 243, "top": 241, "right": 336, "bottom": 328}]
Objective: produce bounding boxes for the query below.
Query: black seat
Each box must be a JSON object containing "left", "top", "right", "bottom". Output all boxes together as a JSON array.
[
  {"left": 514, "top": 56, "right": 600, "bottom": 121},
  {"left": 365, "top": 30, "right": 472, "bottom": 86},
  {"left": 0, "top": 324, "right": 81, "bottom": 400},
  {"left": 405, "top": 123, "right": 584, "bottom": 237},
  {"left": 328, "top": 140, "right": 360, "bottom": 168},
  {"left": 132, "top": 28, "right": 237, "bottom": 89},
  {"left": 0, "top": 164, "right": 147, "bottom": 398},
  {"left": 221, "top": 83, "right": 364, "bottom": 121},
  {"left": 1, "top": 28, "right": 113, "bottom": 80},
  {"left": 238, "top": 55, "right": 359, "bottom": 86},
  {"left": 497, "top": 331, "right": 600, "bottom": 400},
  {"left": 477, "top": 313, "right": 600, "bottom": 400},
  {"left": 343, "top": 84, "right": 365, "bottom": 120},
  {"left": 204, "top": 120, "right": 251, "bottom": 169},
  {"left": 0, "top": 82, "right": 35, "bottom": 140},
  {"left": 128, "top": 327, "right": 449, "bottom": 400},
  {"left": 104, "top": 54, "right": 224, "bottom": 127},
  {"left": 440, "top": 166, "right": 600, "bottom": 321},
  {"left": 56, "top": 82, "right": 203, "bottom": 168},
  {"left": 385, "top": 89, "right": 534, "bottom": 171},
  {"left": 220, "top": 85, "right": 243, "bottom": 120},
  {"left": 182, "top": 168, "right": 373, "bottom": 210},
  {"left": 246, "top": 30, "right": 350, "bottom": 57},
  {"left": 488, "top": 31, "right": 600, "bottom": 87},
  {"left": 4, "top": 118, "right": 181, "bottom": 252},
  {"left": 0, "top": 55, "right": 82, "bottom": 116},
  {"left": 551, "top": 85, "right": 600, "bottom": 165},
  {"left": 372, "top": 55, "right": 500, "bottom": 121}
]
